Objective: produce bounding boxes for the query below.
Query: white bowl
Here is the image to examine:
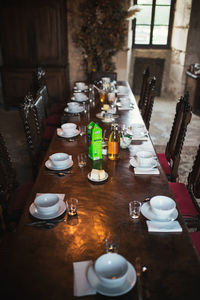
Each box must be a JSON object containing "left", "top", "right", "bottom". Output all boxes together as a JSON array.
[
  {"left": 94, "top": 253, "right": 128, "bottom": 288},
  {"left": 61, "top": 123, "right": 77, "bottom": 134},
  {"left": 74, "top": 92, "right": 87, "bottom": 101},
  {"left": 76, "top": 82, "right": 86, "bottom": 90},
  {"left": 136, "top": 151, "right": 153, "bottom": 167},
  {"left": 150, "top": 196, "right": 176, "bottom": 219},
  {"left": 49, "top": 152, "right": 70, "bottom": 167},
  {"left": 34, "top": 194, "right": 59, "bottom": 215},
  {"left": 68, "top": 102, "right": 80, "bottom": 111}
]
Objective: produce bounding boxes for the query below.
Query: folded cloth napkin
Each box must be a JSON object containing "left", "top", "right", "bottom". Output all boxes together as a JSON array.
[
  {"left": 132, "top": 135, "right": 148, "bottom": 141},
  {"left": 73, "top": 260, "right": 96, "bottom": 297},
  {"left": 118, "top": 106, "right": 133, "bottom": 111},
  {"left": 134, "top": 168, "right": 160, "bottom": 175},
  {"left": 146, "top": 221, "right": 182, "bottom": 232}
]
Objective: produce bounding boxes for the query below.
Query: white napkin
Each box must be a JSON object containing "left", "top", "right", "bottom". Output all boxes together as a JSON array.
[
  {"left": 118, "top": 106, "right": 133, "bottom": 111},
  {"left": 73, "top": 260, "right": 96, "bottom": 297},
  {"left": 132, "top": 135, "right": 148, "bottom": 141},
  {"left": 134, "top": 168, "right": 160, "bottom": 175},
  {"left": 146, "top": 221, "right": 182, "bottom": 232}
]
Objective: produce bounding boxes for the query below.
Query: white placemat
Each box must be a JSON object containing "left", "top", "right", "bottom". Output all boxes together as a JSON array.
[
  {"left": 134, "top": 168, "right": 160, "bottom": 175},
  {"left": 73, "top": 260, "right": 96, "bottom": 297},
  {"left": 146, "top": 221, "right": 182, "bottom": 232}
]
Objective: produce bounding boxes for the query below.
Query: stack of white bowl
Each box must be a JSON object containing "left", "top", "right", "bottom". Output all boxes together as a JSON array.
[
  {"left": 150, "top": 196, "right": 176, "bottom": 219},
  {"left": 34, "top": 194, "right": 59, "bottom": 216},
  {"left": 61, "top": 123, "right": 77, "bottom": 137},
  {"left": 94, "top": 253, "right": 129, "bottom": 288},
  {"left": 49, "top": 152, "right": 72, "bottom": 169}
]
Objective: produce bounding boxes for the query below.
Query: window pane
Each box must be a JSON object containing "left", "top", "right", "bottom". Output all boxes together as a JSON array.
[
  {"left": 137, "top": 0, "right": 153, "bottom": 4},
  {"left": 136, "top": 5, "right": 152, "bottom": 25},
  {"left": 152, "top": 26, "right": 168, "bottom": 44},
  {"left": 156, "top": 0, "right": 171, "bottom": 4},
  {"left": 154, "top": 6, "right": 170, "bottom": 25},
  {"left": 135, "top": 25, "right": 151, "bottom": 44}
]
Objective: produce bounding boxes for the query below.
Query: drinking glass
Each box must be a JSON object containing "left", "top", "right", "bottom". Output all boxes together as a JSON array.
[
  {"left": 79, "top": 125, "right": 86, "bottom": 136},
  {"left": 129, "top": 201, "right": 142, "bottom": 219},
  {"left": 77, "top": 153, "right": 87, "bottom": 168},
  {"left": 67, "top": 198, "right": 78, "bottom": 216}
]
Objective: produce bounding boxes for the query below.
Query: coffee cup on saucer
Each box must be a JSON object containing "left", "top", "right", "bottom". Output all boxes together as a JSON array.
[
  {"left": 75, "top": 81, "right": 86, "bottom": 90},
  {"left": 136, "top": 151, "right": 153, "bottom": 167},
  {"left": 49, "top": 153, "right": 71, "bottom": 168},
  {"left": 68, "top": 102, "right": 80, "bottom": 112},
  {"left": 61, "top": 123, "right": 77, "bottom": 135},
  {"left": 74, "top": 92, "right": 87, "bottom": 101}
]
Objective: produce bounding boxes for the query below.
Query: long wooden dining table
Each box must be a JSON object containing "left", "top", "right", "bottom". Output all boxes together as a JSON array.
[{"left": 0, "top": 81, "right": 200, "bottom": 300}]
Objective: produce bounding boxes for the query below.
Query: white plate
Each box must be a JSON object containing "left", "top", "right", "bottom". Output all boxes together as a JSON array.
[
  {"left": 141, "top": 202, "right": 178, "bottom": 222},
  {"left": 130, "top": 157, "right": 157, "bottom": 171},
  {"left": 57, "top": 128, "right": 80, "bottom": 138},
  {"left": 88, "top": 171, "right": 108, "bottom": 182},
  {"left": 29, "top": 199, "right": 66, "bottom": 220},
  {"left": 45, "top": 159, "right": 73, "bottom": 171},
  {"left": 87, "top": 261, "right": 136, "bottom": 297},
  {"left": 64, "top": 107, "right": 84, "bottom": 114},
  {"left": 71, "top": 96, "right": 88, "bottom": 102}
]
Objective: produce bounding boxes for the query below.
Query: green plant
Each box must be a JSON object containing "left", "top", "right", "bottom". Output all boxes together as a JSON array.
[{"left": 71, "top": 0, "right": 129, "bottom": 78}]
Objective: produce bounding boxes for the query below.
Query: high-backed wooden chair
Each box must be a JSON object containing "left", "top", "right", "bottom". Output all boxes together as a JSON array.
[
  {"left": 91, "top": 72, "right": 117, "bottom": 83},
  {"left": 141, "top": 76, "right": 156, "bottom": 130},
  {"left": 20, "top": 95, "right": 45, "bottom": 178},
  {"left": 169, "top": 144, "right": 200, "bottom": 230},
  {"left": 138, "top": 67, "right": 150, "bottom": 110},
  {"left": 0, "top": 131, "right": 33, "bottom": 232},
  {"left": 157, "top": 92, "right": 192, "bottom": 182}
]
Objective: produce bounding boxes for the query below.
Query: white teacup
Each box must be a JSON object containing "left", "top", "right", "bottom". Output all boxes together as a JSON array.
[
  {"left": 68, "top": 102, "right": 80, "bottom": 112},
  {"left": 61, "top": 123, "right": 77, "bottom": 135},
  {"left": 119, "top": 96, "right": 130, "bottom": 107},
  {"left": 34, "top": 194, "right": 59, "bottom": 215},
  {"left": 136, "top": 151, "right": 153, "bottom": 167},
  {"left": 130, "top": 123, "right": 145, "bottom": 136},
  {"left": 102, "top": 77, "right": 111, "bottom": 83},
  {"left": 49, "top": 152, "right": 71, "bottom": 168},
  {"left": 74, "top": 92, "right": 87, "bottom": 101},
  {"left": 76, "top": 82, "right": 86, "bottom": 90}
]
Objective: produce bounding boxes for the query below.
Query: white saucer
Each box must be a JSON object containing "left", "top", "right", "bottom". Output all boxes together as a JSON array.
[
  {"left": 71, "top": 96, "right": 88, "bottom": 102},
  {"left": 87, "top": 261, "right": 136, "bottom": 297},
  {"left": 88, "top": 172, "right": 108, "bottom": 182},
  {"left": 64, "top": 107, "right": 84, "bottom": 114},
  {"left": 57, "top": 128, "right": 80, "bottom": 138},
  {"left": 130, "top": 157, "right": 157, "bottom": 171},
  {"left": 45, "top": 159, "right": 73, "bottom": 170},
  {"left": 141, "top": 202, "right": 178, "bottom": 222},
  {"left": 29, "top": 200, "right": 66, "bottom": 220},
  {"left": 101, "top": 118, "right": 115, "bottom": 123}
]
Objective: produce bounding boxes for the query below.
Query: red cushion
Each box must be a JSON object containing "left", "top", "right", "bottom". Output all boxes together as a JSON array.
[
  {"left": 46, "top": 113, "right": 61, "bottom": 126},
  {"left": 12, "top": 183, "right": 33, "bottom": 211},
  {"left": 157, "top": 153, "right": 171, "bottom": 175},
  {"left": 42, "top": 126, "right": 56, "bottom": 141},
  {"left": 190, "top": 232, "right": 200, "bottom": 257},
  {"left": 169, "top": 182, "right": 199, "bottom": 216}
]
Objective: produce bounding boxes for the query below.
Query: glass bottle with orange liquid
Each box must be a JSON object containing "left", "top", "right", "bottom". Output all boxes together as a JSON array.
[{"left": 108, "top": 124, "right": 120, "bottom": 160}]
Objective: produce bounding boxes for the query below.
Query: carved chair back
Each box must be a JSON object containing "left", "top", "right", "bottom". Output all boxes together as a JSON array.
[
  {"left": 165, "top": 92, "right": 192, "bottom": 181},
  {"left": 138, "top": 67, "right": 150, "bottom": 110},
  {"left": 32, "top": 67, "right": 46, "bottom": 95},
  {"left": 141, "top": 76, "right": 156, "bottom": 130},
  {"left": 20, "top": 94, "right": 42, "bottom": 177},
  {"left": 187, "top": 144, "right": 200, "bottom": 205}
]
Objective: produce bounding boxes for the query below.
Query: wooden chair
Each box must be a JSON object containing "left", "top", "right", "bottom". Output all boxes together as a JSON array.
[
  {"left": 157, "top": 92, "right": 192, "bottom": 182},
  {"left": 20, "top": 94, "right": 46, "bottom": 178},
  {"left": 138, "top": 67, "right": 150, "bottom": 110},
  {"left": 0, "top": 131, "right": 33, "bottom": 232},
  {"left": 91, "top": 72, "right": 117, "bottom": 83},
  {"left": 141, "top": 76, "right": 156, "bottom": 130},
  {"left": 169, "top": 144, "right": 200, "bottom": 230},
  {"left": 190, "top": 231, "right": 200, "bottom": 257}
]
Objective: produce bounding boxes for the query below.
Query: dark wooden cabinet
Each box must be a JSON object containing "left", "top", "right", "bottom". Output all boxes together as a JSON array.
[{"left": 0, "top": 0, "right": 69, "bottom": 109}]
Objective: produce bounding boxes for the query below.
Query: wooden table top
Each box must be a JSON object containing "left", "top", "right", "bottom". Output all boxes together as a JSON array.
[{"left": 0, "top": 82, "right": 200, "bottom": 300}]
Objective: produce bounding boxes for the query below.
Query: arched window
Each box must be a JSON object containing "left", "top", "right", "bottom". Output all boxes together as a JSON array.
[{"left": 132, "top": 0, "right": 176, "bottom": 48}]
